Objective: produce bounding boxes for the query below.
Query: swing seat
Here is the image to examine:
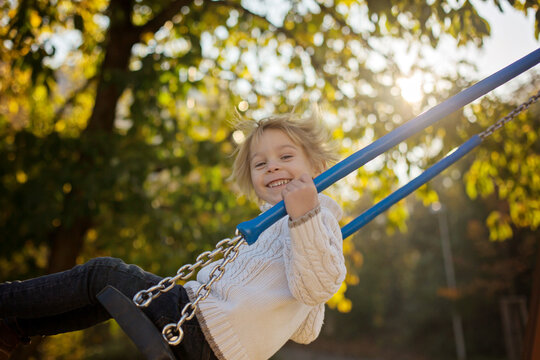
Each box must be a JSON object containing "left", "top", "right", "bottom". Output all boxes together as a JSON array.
[{"left": 97, "top": 285, "right": 176, "bottom": 360}]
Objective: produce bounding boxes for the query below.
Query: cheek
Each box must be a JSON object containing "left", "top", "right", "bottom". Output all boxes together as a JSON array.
[
  {"left": 309, "top": 160, "right": 322, "bottom": 176},
  {"left": 250, "top": 170, "right": 262, "bottom": 188},
  {"left": 300, "top": 161, "right": 315, "bottom": 176}
]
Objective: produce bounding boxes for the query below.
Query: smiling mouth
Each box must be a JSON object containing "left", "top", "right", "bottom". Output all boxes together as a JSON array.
[{"left": 267, "top": 179, "right": 291, "bottom": 188}]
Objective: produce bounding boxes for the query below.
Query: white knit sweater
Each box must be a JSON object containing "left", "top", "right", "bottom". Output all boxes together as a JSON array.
[{"left": 184, "top": 194, "right": 346, "bottom": 360}]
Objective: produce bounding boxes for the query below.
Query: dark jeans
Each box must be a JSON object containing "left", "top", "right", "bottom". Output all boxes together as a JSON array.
[{"left": 0, "top": 257, "right": 217, "bottom": 360}]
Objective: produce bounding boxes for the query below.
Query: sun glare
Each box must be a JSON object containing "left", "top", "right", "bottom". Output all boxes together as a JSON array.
[{"left": 397, "top": 74, "right": 424, "bottom": 104}]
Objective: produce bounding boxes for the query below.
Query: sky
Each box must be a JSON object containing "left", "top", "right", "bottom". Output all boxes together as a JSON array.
[
  {"left": 468, "top": 0, "right": 539, "bottom": 78},
  {"left": 363, "top": 1, "right": 539, "bottom": 182},
  {"left": 385, "top": 0, "right": 539, "bottom": 106}
]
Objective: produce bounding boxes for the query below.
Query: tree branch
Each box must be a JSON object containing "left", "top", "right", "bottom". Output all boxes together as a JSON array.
[
  {"left": 212, "top": 1, "right": 351, "bottom": 97},
  {"left": 216, "top": 1, "right": 298, "bottom": 46},
  {"left": 135, "top": 0, "right": 194, "bottom": 37},
  {"left": 317, "top": 4, "right": 400, "bottom": 73},
  {"left": 54, "top": 75, "right": 99, "bottom": 122},
  {"left": 214, "top": 2, "right": 329, "bottom": 74}
]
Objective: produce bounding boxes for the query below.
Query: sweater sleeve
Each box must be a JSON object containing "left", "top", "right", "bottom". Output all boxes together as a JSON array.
[
  {"left": 283, "top": 195, "right": 346, "bottom": 306},
  {"left": 290, "top": 303, "right": 325, "bottom": 344}
]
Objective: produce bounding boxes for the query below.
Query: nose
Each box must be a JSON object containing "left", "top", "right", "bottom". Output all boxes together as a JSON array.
[{"left": 266, "top": 159, "right": 280, "bottom": 172}]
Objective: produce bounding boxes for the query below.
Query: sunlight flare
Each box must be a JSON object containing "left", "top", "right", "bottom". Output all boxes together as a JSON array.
[{"left": 397, "top": 73, "right": 424, "bottom": 104}]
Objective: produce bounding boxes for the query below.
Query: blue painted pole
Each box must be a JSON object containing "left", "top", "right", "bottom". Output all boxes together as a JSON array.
[
  {"left": 341, "top": 135, "right": 482, "bottom": 239},
  {"left": 237, "top": 47, "right": 540, "bottom": 245}
]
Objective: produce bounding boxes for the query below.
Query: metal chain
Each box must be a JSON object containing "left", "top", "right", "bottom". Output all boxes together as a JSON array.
[
  {"left": 161, "top": 235, "right": 246, "bottom": 345},
  {"left": 132, "top": 230, "right": 247, "bottom": 345},
  {"left": 479, "top": 89, "right": 540, "bottom": 139},
  {"left": 133, "top": 232, "right": 246, "bottom": 308}
]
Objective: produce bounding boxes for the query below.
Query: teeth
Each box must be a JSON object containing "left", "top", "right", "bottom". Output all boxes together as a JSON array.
[{"left": 268, "top": 179, "right": 291, "bottom": 188}]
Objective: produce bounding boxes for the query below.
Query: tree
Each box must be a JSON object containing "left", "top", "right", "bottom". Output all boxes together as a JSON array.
[
  {"left": 464, "top": 78, "right": 540, "bottom": 241},
  {"left": 319, "top": 145, "right": 538, "bottom": 359},
  {"left": 1, "top": 0, "right": 539, "bottom": 357}
]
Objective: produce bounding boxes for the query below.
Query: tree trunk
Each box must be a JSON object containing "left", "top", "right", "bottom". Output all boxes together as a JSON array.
[
  {"left": 47, "top": 217, "right": 93, "bottom": 273},
  {"left": 86, "top": 0, "right": 138, "bottom": 133},
  {"left": 46, "top": 0, "right": 137, "bottom": 273},
  {"left": 522, "top": 243, "right": 540, "bottom": 360}
]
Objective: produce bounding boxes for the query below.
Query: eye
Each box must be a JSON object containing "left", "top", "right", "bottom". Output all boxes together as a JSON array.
[
  {"left": 254, "top": 161, "right": 266, "bottom": 168},
  {"left": 281, "top": 154, "right": 293, "bottom": 160}
]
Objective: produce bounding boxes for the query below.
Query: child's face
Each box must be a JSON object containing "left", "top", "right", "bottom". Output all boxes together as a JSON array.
[{"left": 249, "top": 128, "right": 316, "bottom": 205}]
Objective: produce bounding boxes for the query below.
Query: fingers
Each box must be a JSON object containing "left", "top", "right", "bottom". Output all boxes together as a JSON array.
[
  {"left": 298, "top": 173, "right": 313, "bottom": 183},
  {"left": 281, "top": 174, "right": 319, "bottom": 220},
  {"left": 291, "top": 173, "right": 315, "bottom": 186},
  {"left": 282, "top": 174, "right": 314, "bottom": 194}
]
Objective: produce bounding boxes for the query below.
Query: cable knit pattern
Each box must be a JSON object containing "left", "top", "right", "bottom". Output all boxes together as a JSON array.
[
  {"left": 285, "top": 197, "right": 345, "bottom": 306},
  {"left": 184, "top": 194, "right": 345, "bottom": 360},
  {"left": 289, "top": 303, "right": 325, "bottom": 344}
]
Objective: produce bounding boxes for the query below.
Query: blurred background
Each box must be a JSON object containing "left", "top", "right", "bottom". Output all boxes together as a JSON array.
[{"left": 1, "top": 0, "right": 539, "bottom": 359}]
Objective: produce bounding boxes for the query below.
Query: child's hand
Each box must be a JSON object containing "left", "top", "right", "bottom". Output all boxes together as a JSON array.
[{"left": 282, "top": 173, "right": 319, "bottom": 220}]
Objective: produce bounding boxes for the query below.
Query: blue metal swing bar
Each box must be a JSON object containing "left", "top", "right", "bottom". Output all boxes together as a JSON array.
[
  {"left": 341, "top": 134, "right": 481, "bottom": 238},
  {"left": 238, "top": 47, "right": 540, "bottom": 245}
]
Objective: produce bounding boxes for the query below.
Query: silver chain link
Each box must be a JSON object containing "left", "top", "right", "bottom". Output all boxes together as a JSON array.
[
  {"left": 132, "top": 230, "right": 247, "bottom": 345},
  {"left": 479, "top": 89, "right": 540, "bottom": 139}
]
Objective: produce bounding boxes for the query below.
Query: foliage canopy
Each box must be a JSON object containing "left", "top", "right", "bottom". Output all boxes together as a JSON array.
[{"left": 0, "top": 0, "right": 539, "bottom": 357}]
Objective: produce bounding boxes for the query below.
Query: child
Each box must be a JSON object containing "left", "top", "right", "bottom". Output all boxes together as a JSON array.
[{"left": 0, "top": 114, "right": 346, "bottom": 360}]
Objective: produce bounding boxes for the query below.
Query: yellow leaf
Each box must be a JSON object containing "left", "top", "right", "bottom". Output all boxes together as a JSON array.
[
  {"left": 337, "top": 298, "right": 352, "bottom": 313},
  {"left": 16, "top": 170, "right": 28, "bottom": 184},
  {"left": 346, "top": 273, "right": 360, "bottom": 285},
  {"left": 29, "top": 10, "right": 42, "bottom": 28},
  {"left": 86, "top": 229, "right": 98, "bottom": 242},
  {"left": 62, "top": 183, "right": 72, "bottom": 194},
  {"left": 342, "top": 238, "right": 354, "bottom": 255},
  {"left": 141, "top": 32, "right": 154, "bottom": 43},
  {"left": 486, "top": 211, "right": 513, "bottom": 241},
  {"left": 284, "top": 20, "right": 295, "bottom": 30},
  {"left": 327, "top": 282, "right": 349, "bottom": 311},
  {"left": 55, "top": 120, "right": 66, "bottom": 132},
  {"left": 333, "top": 127, "right": 344, "bottom": 140}
]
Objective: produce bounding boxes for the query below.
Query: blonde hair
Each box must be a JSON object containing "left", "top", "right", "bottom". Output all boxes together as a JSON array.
[{"left": 231, "top": 112, "right": 338, "bottom": 199}]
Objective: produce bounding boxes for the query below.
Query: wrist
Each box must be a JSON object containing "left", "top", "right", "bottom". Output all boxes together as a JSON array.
[
  {"left": 287, "top": 199, "right": 319, "bottom": 220},
  {"left": 288, "top": 204, "right": 321, "bottom": 227}
]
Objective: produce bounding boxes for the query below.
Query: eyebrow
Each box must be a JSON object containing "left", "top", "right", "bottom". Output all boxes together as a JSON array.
[{"left": 250, "top": 144, "right": 298, "bottom": 161}]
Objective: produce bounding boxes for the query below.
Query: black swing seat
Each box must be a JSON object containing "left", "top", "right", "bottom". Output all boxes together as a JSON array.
[{"left": 97, "top": 285, "right": 176, "bottom": 360}]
